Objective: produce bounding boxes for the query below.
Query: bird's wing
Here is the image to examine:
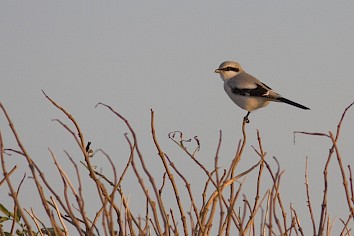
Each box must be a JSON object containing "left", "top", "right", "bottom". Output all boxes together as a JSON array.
[
  {"left": 226, "top": 72, "right": 310, "bottom": 109},
  {"left": 227, "top": 73, "right": 278, "bottom": 98}
]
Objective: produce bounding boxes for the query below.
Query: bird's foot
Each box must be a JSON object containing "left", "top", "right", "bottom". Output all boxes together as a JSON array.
[{"left": 243, "top": 116, "right": 250, "bottom": 123}]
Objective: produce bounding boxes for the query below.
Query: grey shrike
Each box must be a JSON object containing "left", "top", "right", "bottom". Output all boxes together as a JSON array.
[{"left": 215, "top": 61, "right": 310, "bottom": 123}]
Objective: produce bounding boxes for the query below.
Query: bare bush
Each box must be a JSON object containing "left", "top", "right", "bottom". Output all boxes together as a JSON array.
[{"left": 0, "top": 93, "right": 353, "bottom": 236}]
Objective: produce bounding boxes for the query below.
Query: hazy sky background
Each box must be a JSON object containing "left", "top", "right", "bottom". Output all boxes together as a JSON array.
[{"left": 1, "top": 1, "right": 354, "bottom": 234}]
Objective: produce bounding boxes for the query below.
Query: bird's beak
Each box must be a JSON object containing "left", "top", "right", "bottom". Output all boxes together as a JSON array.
[{"left": 214, "top": 69, "right": 221, "bottom": 73}]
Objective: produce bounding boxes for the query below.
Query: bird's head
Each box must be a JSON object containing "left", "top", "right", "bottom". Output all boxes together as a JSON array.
[{"left": 214, "top": 61, "right": 244, "bottom": 81}]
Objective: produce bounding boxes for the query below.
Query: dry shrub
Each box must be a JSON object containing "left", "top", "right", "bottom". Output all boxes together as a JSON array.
[{"left": 0, "top": 92, "right": 353, "bottom": 236}]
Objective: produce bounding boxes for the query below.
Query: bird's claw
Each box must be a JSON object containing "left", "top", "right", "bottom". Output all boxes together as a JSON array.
[{"left": 243, "top": 116, "right": 250, "bottom": 123}]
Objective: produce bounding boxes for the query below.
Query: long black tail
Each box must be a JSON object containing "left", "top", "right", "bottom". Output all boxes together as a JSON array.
[{"left": 277, "top": 97, "right": 310, "bottom": 110}]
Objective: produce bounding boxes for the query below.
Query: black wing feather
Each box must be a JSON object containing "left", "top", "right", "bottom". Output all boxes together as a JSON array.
[{"left": 230, "top": 84, "right": 270, "bottom": 97}]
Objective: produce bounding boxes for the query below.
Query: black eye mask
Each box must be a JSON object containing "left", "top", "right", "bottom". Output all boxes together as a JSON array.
[{"left": 224, "top": 67, "right": 239, "bottom": 72}]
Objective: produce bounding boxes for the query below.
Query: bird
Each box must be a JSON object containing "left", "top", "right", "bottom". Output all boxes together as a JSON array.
[{"left": 215, "top": 61, "right": 310, "bottom": 123}]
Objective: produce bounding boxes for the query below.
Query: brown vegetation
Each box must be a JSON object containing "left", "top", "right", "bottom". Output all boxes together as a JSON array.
[{"left": 0, "top": 92, "right": 353, "bottom": 235}]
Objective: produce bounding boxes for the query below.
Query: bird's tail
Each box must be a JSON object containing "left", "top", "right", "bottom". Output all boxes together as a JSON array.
[{"left": 276, "top": 97, "right": 310, "bottom": 110}]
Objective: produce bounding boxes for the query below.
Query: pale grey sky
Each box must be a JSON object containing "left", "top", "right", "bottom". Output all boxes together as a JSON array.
[{"left": 1, "top": 1, "right": 354, "bottom": 234}]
